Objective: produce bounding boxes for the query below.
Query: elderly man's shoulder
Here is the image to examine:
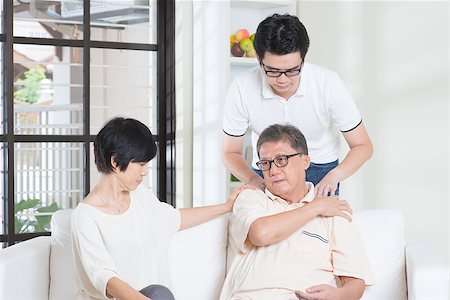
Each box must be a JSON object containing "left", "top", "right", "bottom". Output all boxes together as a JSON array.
[{"left": 235, "top": 188, "right": 268, "bottom": 206}]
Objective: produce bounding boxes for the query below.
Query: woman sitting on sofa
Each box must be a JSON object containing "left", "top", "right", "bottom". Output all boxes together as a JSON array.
[{"left": 71, "top": 117, "right": 250, "bottom": 300}]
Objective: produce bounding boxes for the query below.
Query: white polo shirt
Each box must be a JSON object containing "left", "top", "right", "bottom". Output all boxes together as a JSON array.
[
  {"left": 223, "top": 63, "right": 362, "bottom": 168},
  {"left": 220, "top": 183, "right": 374, "bottom": 300}
]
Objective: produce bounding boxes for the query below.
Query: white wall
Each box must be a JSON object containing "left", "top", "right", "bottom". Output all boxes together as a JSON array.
[
  {"left": 297, "top": 1, "right": 448, "bottom": 259},
  {"left": 191, "top": 1, "right": 230, "bottom": 206}
]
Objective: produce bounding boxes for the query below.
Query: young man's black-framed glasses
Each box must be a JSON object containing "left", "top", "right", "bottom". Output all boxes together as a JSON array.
[
  {"left": 256, "top": 152, "right": 303, "bottom": 171},
  {"left": 261, "top": 62, "right": 303, "bottom": 78}
]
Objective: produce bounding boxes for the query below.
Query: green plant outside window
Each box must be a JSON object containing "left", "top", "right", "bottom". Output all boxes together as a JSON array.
[
  {"left": 14, "top": 68, "right": 51, "bottom": 104},
  {"left": 15, "top": 199, "right": 59, "bottom": 233}
]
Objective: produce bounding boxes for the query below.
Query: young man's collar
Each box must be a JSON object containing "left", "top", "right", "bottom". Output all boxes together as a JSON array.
[{"left": 260, "top": 64, "right": 307, "bottom": 99}]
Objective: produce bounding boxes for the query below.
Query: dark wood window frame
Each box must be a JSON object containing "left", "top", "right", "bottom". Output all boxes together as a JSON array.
[{"left": 0, "top": 0, "right": 175, "bottom": 247}]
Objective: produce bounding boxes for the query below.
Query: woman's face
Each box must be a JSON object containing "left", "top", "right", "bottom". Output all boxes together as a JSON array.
[{"left": 115, "top": 161, "right": 149, "bottom": 191}]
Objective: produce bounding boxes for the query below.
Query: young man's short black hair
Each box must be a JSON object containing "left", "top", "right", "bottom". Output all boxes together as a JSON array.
[
  {"left": 94, "top": 117, "right": 157, "bottom": 174},
  {"left": 254, "top": 13, "right": 310, "bottom": 61}
]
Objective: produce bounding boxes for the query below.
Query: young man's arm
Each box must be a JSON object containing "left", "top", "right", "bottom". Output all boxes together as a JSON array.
[
  {"left": 222, "top": 133, "right": 265, "bottom": 190},
  {"left": 294, "top": 277, "right": 365, "bottom": 300},
  {"left": 315, "top": 122, "right": 373, "bottom": 197}
]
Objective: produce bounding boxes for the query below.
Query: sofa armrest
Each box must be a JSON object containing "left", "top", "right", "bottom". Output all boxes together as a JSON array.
[
  {"left": 0, "top": 236, "right": 51, "bottom": 300},
  {"left": 406, "top": 241, "right": 449, "bottom": 300}
]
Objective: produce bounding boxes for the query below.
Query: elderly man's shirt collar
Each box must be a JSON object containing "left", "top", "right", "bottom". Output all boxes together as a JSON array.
[{"left": 265, "top": 182, "right": 315, "bottom": 206}]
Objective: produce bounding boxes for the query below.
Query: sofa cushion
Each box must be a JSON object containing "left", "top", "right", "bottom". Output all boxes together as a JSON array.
[
  {"left": 0, "top": 236, "right": 51, "bottom": 300},
  {"left": 48, "top": 208, "right": 407, "bottom": 300},
  {"left": 49, "top": 209, "right": 76, "bottom": 300},
  {"left": 355, "top": 209, "right": 407, "bottom": 300},
  {"left": 169, "top": 214, "right": 229, "bottom": 300}
]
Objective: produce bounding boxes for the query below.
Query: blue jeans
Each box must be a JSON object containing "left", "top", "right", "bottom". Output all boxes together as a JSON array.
[
  {"left": 306, "top": 160, "right": 339, "bottom": 195},
  {"left": 252, "top": 159, "right": 339, "bottom": 195}
]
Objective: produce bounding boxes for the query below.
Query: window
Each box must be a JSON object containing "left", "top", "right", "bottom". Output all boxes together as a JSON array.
[{"left": 1, "top": 0, "right": 175, "bottom": 247}]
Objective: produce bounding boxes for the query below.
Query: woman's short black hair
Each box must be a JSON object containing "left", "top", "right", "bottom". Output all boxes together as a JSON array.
[
  {"left": 94, "top": 117, "right": 157, "bottom": 174},
  {"left": 254, "top": 13, "right": 310, "bottom": 61}
]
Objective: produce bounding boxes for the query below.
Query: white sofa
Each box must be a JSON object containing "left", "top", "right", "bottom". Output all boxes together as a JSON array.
[{"left": 0, "top": 209, "right": 448, "bottom": 300}]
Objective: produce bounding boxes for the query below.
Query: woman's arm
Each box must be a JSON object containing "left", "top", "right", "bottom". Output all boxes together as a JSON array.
[
  {"left": 106, "top": 277, "right": 149, "bottom": 300},
  {"left": 179, "top": 185, "right": 254, "bottom": 230}
]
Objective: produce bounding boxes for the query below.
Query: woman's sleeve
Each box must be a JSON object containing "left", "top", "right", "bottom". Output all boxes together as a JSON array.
[{"left": 71, "top": 209, "right": 119, "bottom": 299}]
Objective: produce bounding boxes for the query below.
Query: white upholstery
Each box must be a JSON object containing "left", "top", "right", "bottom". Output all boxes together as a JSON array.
[
  {"left": 0, "top": 236, "right": 50, "bottom": 300},
  {"left": 406, "top": 241, "right": 450, "bottom": 300},
  {"left": 169, "top": 215, "right": 229, "bottom": 300},
  {"left": 49, "top": 208, "right": 76, "bottom": 300},
  {"left": 355, "top": 210, "right": 407, "bottom": 299},
  {"left": 0, "top": 209, "right": 448, "bottom": 300}
]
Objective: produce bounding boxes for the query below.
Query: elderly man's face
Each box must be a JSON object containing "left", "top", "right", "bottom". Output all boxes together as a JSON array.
[{"left": 259, "top": 140, "right": 310, "bottom": 203}]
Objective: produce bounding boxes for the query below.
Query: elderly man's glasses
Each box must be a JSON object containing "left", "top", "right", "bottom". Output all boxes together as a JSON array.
[
  {"left": 256, "top": 152, "right": 303, "bottom": 171},
  {"left": 261, "top": 62, "right": 303, "bottom": 78}
]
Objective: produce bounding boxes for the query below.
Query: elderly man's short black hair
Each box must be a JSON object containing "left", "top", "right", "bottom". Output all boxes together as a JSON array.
[
  {"left": 256, "top": 124, "right": 308, "bottom": 157},
  {"left": 94, "top": 117, "right": 157, "bottom": 174}
]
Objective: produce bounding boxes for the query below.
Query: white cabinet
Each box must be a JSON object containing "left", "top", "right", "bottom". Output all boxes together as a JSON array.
[
  {"left": 191, "top": 1, "right": 297, "bottom": 204},
  {"left": 228, "top": 1, "right": 297, "bottom": 78},
  {"left": 226, "top": 0, "right": 297, "bottom": 195}
]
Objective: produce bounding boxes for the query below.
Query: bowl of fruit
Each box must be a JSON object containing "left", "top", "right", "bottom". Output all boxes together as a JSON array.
[{"left": 230, "top": 29, "right": 256, "bottom": 58}]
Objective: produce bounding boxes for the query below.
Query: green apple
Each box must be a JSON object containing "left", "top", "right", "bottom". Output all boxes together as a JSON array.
[
  {"left": 239, "top": 38, "right": 254, "bottom": 52},
  {"left": 250, "top": 33, "right": 256, "bottom": 42}
]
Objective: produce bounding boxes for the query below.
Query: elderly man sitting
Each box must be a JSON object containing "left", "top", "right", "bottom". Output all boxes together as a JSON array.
[{"left": 220, "top": 124, "right": 374, "bottom": 300}]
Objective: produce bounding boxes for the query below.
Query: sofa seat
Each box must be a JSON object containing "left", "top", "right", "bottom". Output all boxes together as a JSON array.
[{"left": 0, "top": 209, "right": 448, "bottom": 300}]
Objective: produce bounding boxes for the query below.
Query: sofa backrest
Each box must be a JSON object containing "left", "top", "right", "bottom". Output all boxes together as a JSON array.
[
  {"left": 169, "top": 215, "right": 229, "bottom": 300},
  {"left": 0, "top": 236, "right": 51, "bottom": 300},
  {"left": 48, "top": 209, "right": 229, "bottom": 300},
  {"left": 356, "top": 209, "right": 407, "bottom": 300},
  {"left": 48, "top": 208, "right": 407, "bottom": 300},
  {"left": 49, "top": 209, "right": 76, "bottom": 300}
]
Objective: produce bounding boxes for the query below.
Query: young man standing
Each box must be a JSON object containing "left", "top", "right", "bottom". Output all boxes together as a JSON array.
[{"left": 222, "top": 14, "right": 373, "bottom": 197}]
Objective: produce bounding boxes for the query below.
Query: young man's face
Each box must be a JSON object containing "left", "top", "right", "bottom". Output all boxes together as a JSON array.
[
  {"left": 259, "top": 140, "right": 310, "bottom": 203},
  {"left": 259, "top": 51, "right": 303, "bottom": 100}
]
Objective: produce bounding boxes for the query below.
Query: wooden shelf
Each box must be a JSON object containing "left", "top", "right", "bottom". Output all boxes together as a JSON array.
[{"left": 229, "top": 56, "right": 258, "bottom": 66}]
